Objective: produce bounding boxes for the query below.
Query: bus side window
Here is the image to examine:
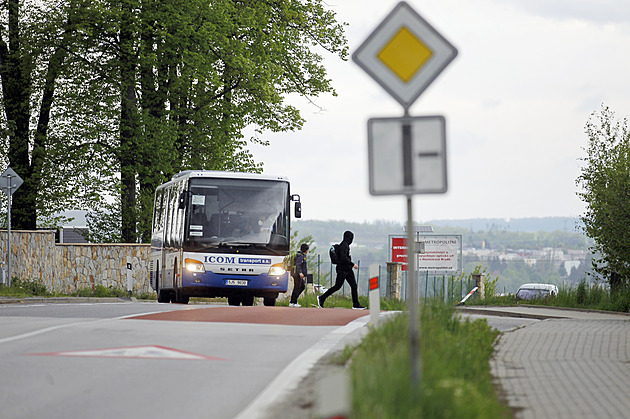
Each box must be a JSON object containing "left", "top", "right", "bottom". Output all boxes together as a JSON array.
[
  {"left": 152, "top": 190, "right": 162, "bottom": 234},
  {"left": 173, "top": 181, "right": 185, "bottom": 248},
  {"left": 166, "top": 185, "right": 178, "bottom": 248}
]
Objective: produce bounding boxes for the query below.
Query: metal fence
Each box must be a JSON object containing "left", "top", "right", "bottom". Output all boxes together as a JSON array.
[{"left": 311, "top": 257, "right": 477, "bottom": 304}]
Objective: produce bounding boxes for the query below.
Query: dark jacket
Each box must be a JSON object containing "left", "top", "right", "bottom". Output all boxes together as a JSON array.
[
  {"left": 294, "top": 251, "right": 308, "bottom": 277},
  {"left": 336, "top": 231, "right": 354, "bottom": 272}
]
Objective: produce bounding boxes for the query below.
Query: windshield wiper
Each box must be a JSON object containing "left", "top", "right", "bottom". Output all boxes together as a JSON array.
[{"left": 218, "top": 242, "right": 257, "bottom": 248}]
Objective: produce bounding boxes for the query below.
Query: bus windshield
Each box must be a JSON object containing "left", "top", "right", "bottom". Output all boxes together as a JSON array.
[{"left": 184, "top": 177, "right": 289, "bottom": 252}]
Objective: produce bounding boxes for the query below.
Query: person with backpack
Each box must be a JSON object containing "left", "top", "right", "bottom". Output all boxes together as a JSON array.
[
  {"left": 318, "top": 230, "right": 366, "bottom": 310},
  {"left": 289, "top": 243, "right": 309, "bottom": 307}
]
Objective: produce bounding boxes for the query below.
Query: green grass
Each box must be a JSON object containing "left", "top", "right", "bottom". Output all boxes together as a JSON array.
[
  {"left": 470, "top": 280, "right": 630, "bottom": 313},
  {"left": 289, "top": 292, "right": 407, "bottom": 311},
  {"left": 0, "top": 279, "right": 51, "bottom": 297},
  {"left": 0, "top": 279, "right": 155, "bottom": 300},
  {"left": 349, "top": 301, "right": 508, "bottom": 418}
]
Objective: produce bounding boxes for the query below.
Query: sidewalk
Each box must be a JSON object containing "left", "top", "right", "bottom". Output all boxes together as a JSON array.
[{"left": 462, "top": 306, "right": 630, "bottom": 419}]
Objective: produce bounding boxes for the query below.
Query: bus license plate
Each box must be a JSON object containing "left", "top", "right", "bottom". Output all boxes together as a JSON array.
[{"left": 227, "top": 279, "right": 248, "bottom": 286}]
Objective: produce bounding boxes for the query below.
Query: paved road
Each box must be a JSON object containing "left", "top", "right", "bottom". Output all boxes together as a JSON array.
[
  {"left": 458, "top": 306, "right": 630, "bottom": 419},
  {"left": 0, "top": 300, "right": 374, "bottom": 419},
  {"left": 3, "top": 299, "right": 628, "bottom": 418}
]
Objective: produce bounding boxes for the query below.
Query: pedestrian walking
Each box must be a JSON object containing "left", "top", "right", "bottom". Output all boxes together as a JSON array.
[
  {"left": 289, "top": 243, "right": 309, "bottom": 307},
  {"left": 317, "top": 231, "right": 366, "bottom": 309}
]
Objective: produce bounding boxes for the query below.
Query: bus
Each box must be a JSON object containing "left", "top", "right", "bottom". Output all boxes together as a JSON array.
[{"left": 149, "top": 170, "right": 301, "bottom": 306}]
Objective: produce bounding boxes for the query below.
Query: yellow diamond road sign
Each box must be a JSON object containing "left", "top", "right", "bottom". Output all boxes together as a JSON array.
[
  {"left": 353, "top": 2, "right": 457, "bottom": 110},
  {"left": 378, "top": 27, "right": 433, "bottom": 82}
]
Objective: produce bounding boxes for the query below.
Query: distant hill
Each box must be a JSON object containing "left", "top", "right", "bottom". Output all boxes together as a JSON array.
[
  {"left": 293, "top": 216, "right": 590, "bottom": 264},
  {"left": 426, "top": 217, "right": 583, "bottom": 234},
  {"left": 56, "top": 212, "right": 584, "bottom": 242}
]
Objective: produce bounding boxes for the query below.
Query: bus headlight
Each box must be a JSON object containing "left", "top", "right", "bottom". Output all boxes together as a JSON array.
[
  {"left": 185, "top": 258, "right": 206, "bottom": 273},
  {"left": 268, "top": 263, "right": 286, "bottom": 276}
]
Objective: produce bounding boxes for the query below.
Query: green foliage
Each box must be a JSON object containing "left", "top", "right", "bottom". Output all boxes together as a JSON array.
[
  {"left": 72, "top": 285, "right": 128, "bottom": 298},
  {"left": 350, "top": 302, "right": 507, "bottom": 418},
  {"left": 577, "top": 105, "right": 630, "bottom": 285},
  {"left": 1, "top": 0, "right": 348, "bottom": 242},
  {"left": 280, "top": 291, "right": 370, "bottom": 309},
  {"left": 0, "top": 280, "right": 154, "bottom": 300},
  {"left": 0, "top": 279, "right": 51, "bottom": 297},
  {"left": 544, "top": 282, "right": 630, "bottom": 312},
  {"left": 472, "top": 280, "right": 630, "bottom": 313}
]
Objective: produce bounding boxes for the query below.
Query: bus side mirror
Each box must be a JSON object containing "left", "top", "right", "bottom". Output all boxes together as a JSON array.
[
  {"left": 291, "top": 194, "right": 301, "bottom": 218},
  {"left": 178, "top": 191, "right": 188, "bottom": 209}
]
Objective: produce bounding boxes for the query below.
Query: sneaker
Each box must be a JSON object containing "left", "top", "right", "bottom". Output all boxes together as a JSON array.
[
  {"left": 352, "top": 305, "right": 367, "bottom": 310},
  {"left": 317, "top": 296, "right": 324, "bottom": 308},
  {"left": 289, "top": 303, "right": 301, "bottom": 308}
]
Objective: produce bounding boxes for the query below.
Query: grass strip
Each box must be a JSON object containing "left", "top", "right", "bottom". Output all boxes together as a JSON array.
[
  {"left": 471, "top": 280, "right": 630, "bottom": 312},
  {"left": 349, "top": 301, "right": 509, "bottom": 418}
]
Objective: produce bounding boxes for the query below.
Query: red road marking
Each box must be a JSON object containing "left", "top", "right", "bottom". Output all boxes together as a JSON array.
[{"left": 128, "top": 306, "right": 368, "bottom": 326}]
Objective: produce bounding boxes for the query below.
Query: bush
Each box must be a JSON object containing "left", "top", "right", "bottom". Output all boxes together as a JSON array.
[{"left": 0, "top": 279, "right": 51, "bottom": 297}]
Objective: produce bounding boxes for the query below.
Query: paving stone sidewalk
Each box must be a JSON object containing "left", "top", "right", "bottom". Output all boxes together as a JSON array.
[{"left": 489, "top": 309, "right": 630, "bottom": 418}]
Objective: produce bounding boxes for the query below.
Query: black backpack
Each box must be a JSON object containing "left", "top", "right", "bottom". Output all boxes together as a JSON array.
[{"left": 329, "top": 244, "right": 340, "bottom": 264}]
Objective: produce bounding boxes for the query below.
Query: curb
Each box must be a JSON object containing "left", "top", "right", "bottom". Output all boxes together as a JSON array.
[
  {"left": 455, "top": 304, "right": 630, "bottom": 320},
  {"left": 0, "top": 296, "right": 137, "bottom": 305},
  {"left": 454, "top": 306, "right": 567, "bottom": 320}
]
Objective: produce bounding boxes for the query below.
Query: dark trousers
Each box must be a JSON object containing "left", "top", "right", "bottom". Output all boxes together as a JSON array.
[
  {"left": 290, "top": 274, "right": 305, "bottom": 304},
  {"left": 320, "top": 269, "right": 360, "bottom": 307}
]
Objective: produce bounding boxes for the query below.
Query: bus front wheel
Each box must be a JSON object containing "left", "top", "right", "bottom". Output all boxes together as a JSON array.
[
  {"left": 174, "top": 288, "right": 189, "bottom": 304},
  {"left": 263, "top": 297, "right": 276, "bottom": 306}
]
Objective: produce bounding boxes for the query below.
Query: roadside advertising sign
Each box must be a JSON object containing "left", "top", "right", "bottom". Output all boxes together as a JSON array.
[
  {"left": 417, "top": 236, "right": 459, "bottom": 271},
  {"left": 390, "top": 235, "right": 461, "bottom": 272}
]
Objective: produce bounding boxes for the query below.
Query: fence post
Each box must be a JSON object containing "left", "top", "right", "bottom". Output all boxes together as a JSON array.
[
  {"left": 386, "top": 262, "right": 402, "bottom": 299},
  {"left": 472, "top": 273, "right": 485, "bottom": 299}
]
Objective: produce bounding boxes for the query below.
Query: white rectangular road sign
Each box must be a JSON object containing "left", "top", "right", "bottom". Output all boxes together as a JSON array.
[{"left": 368, "top": 116, "right": 447, "bottom": 195}]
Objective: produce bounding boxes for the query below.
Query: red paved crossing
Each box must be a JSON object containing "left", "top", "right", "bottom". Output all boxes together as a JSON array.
[{"left": 129, "top": 306, "right": 368, "bottom": 326}]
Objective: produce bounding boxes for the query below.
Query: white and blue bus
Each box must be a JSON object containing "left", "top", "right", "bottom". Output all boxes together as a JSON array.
[{"left": 150, "top": 170, "right": 301, "bottom": 306}]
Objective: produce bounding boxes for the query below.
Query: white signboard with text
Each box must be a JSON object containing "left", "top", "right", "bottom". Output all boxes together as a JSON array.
[{"left": 416, "top": 235, "right": 460, "bottom": 272}]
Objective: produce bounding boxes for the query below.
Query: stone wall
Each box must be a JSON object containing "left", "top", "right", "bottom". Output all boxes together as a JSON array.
[{"left": 0, "top": 230, "right": 151, "bottom": 294}]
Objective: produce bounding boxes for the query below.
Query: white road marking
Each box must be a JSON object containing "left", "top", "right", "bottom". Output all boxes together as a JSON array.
[{"left": 27, "top": 345, "right": 226, "bottom": 361}]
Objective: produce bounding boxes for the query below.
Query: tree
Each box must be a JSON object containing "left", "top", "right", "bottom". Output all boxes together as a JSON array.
[
  {"left": 577, "top": 105, "right": 630, "bottom": 290},
  {"left": 0, "top": 0, "right": 72, "bottom": 228},
  {"left": 1, "top": 1, "right": 347, "bottom": 243},
  {"left": 0, "top": 0, "right": 123, "bottom": 231},
  {"left": 80, "top": 0, "right": 349, "bottom": 242}
]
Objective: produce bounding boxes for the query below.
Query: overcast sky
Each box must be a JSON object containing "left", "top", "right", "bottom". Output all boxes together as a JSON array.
[{"left": 250, "top": 0, "right": 630, "bottom": 225}]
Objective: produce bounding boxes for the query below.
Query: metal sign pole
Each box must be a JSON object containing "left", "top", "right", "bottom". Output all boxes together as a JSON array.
[
  {"left": 353, "top": 0, "right": 457, "bottom": 394},
  {"left": 406, "top": 195, "right": 420, "bottom": 387},
  {"left": 6, "top": 175, "right": 11, "bottom": 287}
]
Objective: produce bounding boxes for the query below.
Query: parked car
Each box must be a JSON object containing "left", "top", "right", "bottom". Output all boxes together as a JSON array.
[{"left": 516, "top": 283, "right": 559, "bottom": 300}]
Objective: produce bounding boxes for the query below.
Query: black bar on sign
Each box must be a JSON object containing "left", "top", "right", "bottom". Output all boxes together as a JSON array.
[
  {"left": 403, "top": 123, "right": 412, "bottom": 186},
  {"left": 418, "top": 152, "right": 439, "bottom": 158}
]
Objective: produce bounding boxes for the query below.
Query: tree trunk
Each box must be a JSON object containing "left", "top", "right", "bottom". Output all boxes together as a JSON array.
[
  {"left": 1, "top": 0, "right": 35, "bottom": 229},
  {"left": 120, "top": 1, "right": 138, "bottom": 243}
]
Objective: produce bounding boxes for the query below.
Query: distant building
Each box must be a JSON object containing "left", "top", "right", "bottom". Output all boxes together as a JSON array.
[{"left": 58, "top": 227, "right": 89, "bottom": 244}]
